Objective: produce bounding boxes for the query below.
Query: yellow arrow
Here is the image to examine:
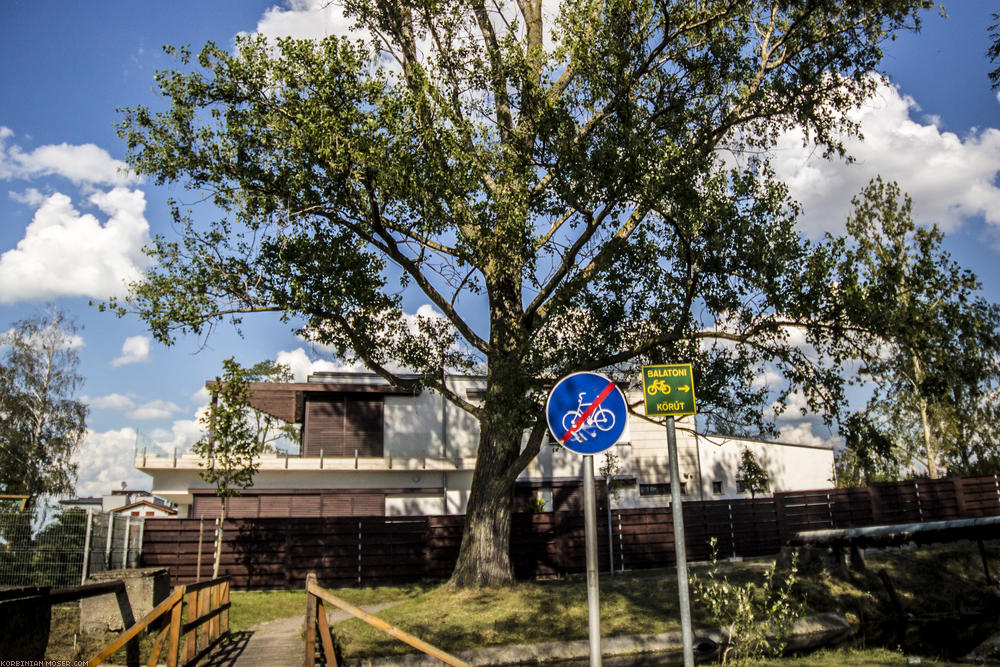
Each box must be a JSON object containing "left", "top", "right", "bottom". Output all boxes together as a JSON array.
[{"left": 678, "top": 385, "right": 690, "bottom": 392}]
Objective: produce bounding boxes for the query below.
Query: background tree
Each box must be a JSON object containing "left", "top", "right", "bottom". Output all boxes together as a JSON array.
[
  {"left": 737, "top": 448, "right": 769, "bottom": 499},
  {"left": 838, "top": 178, "right": 1000, "bottom": 479},
  {"left": 0, "top": 310, "right": 87, "bottom": 514},
  {"left": 988, "top": 12, "right": 1000, "bottom": 89},
  {"left": 112, "top": 0, "right": 935, "bottom": 586},
  {"left": 195, "top": 357, "right": 293, "bottom": 577},
  {"left": 834, "top": 412, "right": 899, "bottom": 487}
]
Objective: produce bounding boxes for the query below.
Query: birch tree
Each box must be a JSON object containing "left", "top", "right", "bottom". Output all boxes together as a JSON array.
[{"left": 0, "top": 311, "right": 87, "bottom": 513}]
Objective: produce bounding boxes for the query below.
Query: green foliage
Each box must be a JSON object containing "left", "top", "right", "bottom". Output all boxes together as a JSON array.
[
  {"left": 0, "top": 310, "right": 87, "bottom": 511},
  {"left": 989, "top": 13, "right": 1000, "bottom": 89},
  {"left": 835, "top": 412, "right": 900, "bottom": 487},
  {"left": 194, "top": 358, "right": 294, "bottom": 498},
  {"left": 691, "top": 538, "right": 801, "bottom": 665},
  {"left": 524, "top": 496, "right": 548, "bottom": 513},
  {"left": 110, "top": 0, "right": 937, "bottom": 585},
  {"left": 838, "top": 178, "right": 1000, "bottom": 478},
  {"left": 737, "top": 448, "right": 769, "bottom": 499},
  {"left": 599, "top": 450, "right": 629, "bottom": 500}
]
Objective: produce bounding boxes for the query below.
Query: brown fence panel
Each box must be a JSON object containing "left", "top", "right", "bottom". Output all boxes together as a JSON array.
[
  {"left": 958, "top": 476, "right": 1000, "bottom": 517},
  {"left": 142, "top": 476, "right": 1000, "bottom": 589}
]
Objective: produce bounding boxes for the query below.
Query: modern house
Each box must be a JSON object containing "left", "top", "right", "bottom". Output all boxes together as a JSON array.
[
  {"left": 59, "top": 487, "right": 177, "bottom": 517},
  {"left": 135, "top": 372, "right": 834, "bottom": 518}
]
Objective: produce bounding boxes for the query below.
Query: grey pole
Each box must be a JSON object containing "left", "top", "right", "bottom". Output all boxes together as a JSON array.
[
  {"left": 666, "top": 416, "right": 694, "bottom": 667},
  {"left": 605, "top": 475, "right": 614, "bottom": 575},
  {"left": 80, "top": 508, "right": 94, "bottom": 585},
  {"left": 583, "top": 455, "right": 603, "bottom": 666}
]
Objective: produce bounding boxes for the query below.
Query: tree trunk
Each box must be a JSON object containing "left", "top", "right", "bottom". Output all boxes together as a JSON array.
[
  {"left": 212, "top": 500, "right": 226, "bottom": 580},
  {"left": 448, "top": 276, "right": 532, "bottom": 587},
  {"left": 448, "top": 417, "right": 522, "bottom": 587}
]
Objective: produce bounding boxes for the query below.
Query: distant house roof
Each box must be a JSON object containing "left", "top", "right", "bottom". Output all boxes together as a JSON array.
[
  {"left": 59, "top": 497, "right": 102, "bottom": 506},
  {"left": 111, "top": 499, "right": 177, "bottom": 516}
]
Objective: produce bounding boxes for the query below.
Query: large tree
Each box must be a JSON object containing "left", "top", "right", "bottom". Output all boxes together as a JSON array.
[
  {"left": 111, "top": 0, "right": 935, "bottom": 586},
  {"left": 0, "top": 310, "right": 87, "bottom": 513}
]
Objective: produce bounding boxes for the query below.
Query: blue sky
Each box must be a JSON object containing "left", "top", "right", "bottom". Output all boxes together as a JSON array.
[{"left": 0, "top": 2, "right": 998, "bottom": 497}]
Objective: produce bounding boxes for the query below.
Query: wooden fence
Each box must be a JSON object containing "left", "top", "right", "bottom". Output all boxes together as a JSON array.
[{"left": 142, "top": 475, "right": 1000, "bottom": 589}]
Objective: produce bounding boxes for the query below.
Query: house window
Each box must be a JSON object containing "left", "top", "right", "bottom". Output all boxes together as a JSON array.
[
  {"left": 712, "top": 481, "right": 723, "bottom": 495},
  {"left": 302, "top": 394, "right": 384, "bottom": 457},
  {"left": 639, "top": 482, "right": 686, "bottom": 496}
]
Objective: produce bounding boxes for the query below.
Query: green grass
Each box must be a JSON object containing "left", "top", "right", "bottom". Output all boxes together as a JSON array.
[
  {"left": 324, "top": 541, "right": 1000, "bottom": 660},
  {"left": 228, "top": 582, "right": 429, "bottom": 632},
  {"left": 43, "top": 541, "right": 1000, "bottom": 664},
  {"left": 751, "top": 647, "right": 965, "bottom": 666}
]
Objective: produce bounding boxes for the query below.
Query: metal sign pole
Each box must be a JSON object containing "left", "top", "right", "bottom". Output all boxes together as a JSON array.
[
  {"left": 583, "top": 454, "right": 603, "bottom": 667},
  {"left": 666, "top": 416, "right": 694, "bottom": 667}
]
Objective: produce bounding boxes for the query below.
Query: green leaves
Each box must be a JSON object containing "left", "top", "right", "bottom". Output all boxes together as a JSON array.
[
  {"left": 193, "top": 358, "right": 294, "bottom": 497},
  {"left": 0, "top": 310, "right": 87, "bottom": 510},
  {"left": 112, "top": 0, "right": 942, "bottom": 583},
  {"left": 836, "top": 177, "right": 1000, "bottom": 480}
]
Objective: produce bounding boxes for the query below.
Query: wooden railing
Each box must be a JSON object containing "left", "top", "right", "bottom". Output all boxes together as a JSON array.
[
  {"left": 304, "top": 573, "right": 468, "bottom": 667},
  {"left": 87, "top": 575, "right": 230, "bottom": 667}
]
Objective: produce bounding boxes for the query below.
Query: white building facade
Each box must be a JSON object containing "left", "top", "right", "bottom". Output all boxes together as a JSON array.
[{"left": 136, "top": 372, "right": 834, "bottom": 518}]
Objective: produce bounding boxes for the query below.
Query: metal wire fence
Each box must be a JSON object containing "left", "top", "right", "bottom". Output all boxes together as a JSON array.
[{"left": 0, "top": 508, "right": 144, "bottom": 588}]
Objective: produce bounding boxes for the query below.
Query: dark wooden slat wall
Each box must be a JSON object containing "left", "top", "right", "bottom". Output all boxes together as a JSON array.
[
  {"left": 142, "top": 475, "right": 1000, "bottom": 589},
  {"left": 302, "top": 394, "right": 384, "bottom": 457}
]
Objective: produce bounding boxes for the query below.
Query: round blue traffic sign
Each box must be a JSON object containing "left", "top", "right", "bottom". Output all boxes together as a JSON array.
[{"left": 545, "top": 372, "right": 628, "bottom": 455}]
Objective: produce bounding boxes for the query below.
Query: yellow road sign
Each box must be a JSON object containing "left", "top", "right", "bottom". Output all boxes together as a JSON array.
[{"left": 642, "top": 363, "right": 697, "bottom": 416}]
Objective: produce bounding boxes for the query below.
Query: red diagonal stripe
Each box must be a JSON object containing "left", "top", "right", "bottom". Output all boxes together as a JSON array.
[{"left": 561, "top": 381, "right": 616, "bottom": 444}]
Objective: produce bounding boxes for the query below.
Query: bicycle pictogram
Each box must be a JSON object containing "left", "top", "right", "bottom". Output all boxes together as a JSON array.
[
  {"left": 561, "top": 392, "right": 616, "bottom": 441},
  {"left": 646, "top": 379, "right": 672, "bottom": 395}
]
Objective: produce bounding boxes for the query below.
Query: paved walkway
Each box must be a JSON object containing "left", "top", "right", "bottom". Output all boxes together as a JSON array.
[{"left": 205, "top": 601, "right": 401, "bottom": 667}]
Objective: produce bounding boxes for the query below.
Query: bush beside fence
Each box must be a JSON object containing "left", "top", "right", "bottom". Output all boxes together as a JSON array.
[{"left": 141, "top": 475, "right": 1000, "bottom": 589}]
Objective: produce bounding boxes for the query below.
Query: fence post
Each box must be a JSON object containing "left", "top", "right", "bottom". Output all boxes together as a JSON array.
[
  {"left": 357, "top": 520, "right": 363, "bottom": 586},
  {"left": 728, "top": 503, "right": 736, "bottom": 559},
  {"left": 166, "top": 591, "right": 183, "bottom": 667},
  {"left": 122, "top": 517, "right": 132, "bottom": 569},
  {"left": 105, "top": 512, "right": 115, "bottom": 570},
  {"left": 137, "top": 517, "right": 145, "bottom": 565},
  {"left": 305, "top": 573, "right": 318, "bottom": 667},
  {"left": 914, "top": 480, "right": 924, "bottom": 522},
  {"left": 196, "top": 518, "right": 205, "bottom": 581},
  {"left": 81, "top": 508, "right": 94, "bottom": 585}
]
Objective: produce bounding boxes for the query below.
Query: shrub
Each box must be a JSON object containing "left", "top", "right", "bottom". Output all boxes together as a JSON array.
[{"left": 691, "top": 538, "right": 801, "bottom": 664}]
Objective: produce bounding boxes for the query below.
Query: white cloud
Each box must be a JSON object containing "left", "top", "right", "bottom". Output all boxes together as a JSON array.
[
  {"left": 252, "top": 0, "right": 360, "bottom": 41},
  {"left": 127, "top": 400, "right": 182, "bottom": 421},
  {"left": 776, "top": 422, "right": 839, "bottom": 450},
  {"left": 9, "top": 188, "right": 45, "bottom": 206},
  {"left": 0, "top": 128, "right": 137, "bottom": 187},
  {"left": 74, "top": 427, "right": 151, "bottom": 496},
  {"left": 275, "top": 347, "right": 357, "bottom": 381},
  {"left": 0, "top": 187, "right": 150, "bottom": 303},
  {"left": 85, "top": 393, "right": 135, "bottom": 411},
  {"left": 191, "top": 385, "right": 212, "bottom": 404},
  {"left": 112, "top": 335, "right": 151, "bottom": 367},
  {"left": 773, "top": 79, "right": 1000, "bottom": 236}
]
